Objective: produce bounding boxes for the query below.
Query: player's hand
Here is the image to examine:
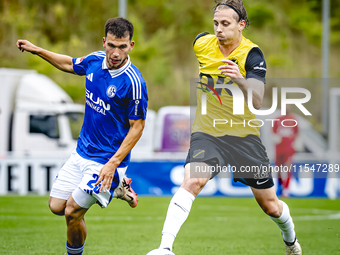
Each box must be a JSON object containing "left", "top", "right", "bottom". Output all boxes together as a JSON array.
[
  {"left": 218, "top": 60, "right": 243, "bottom": 82},
  {"left": 94, "top": 160, "right": 119, "bottom": 193},
  {"left": 16, "top": 39, "right": 39, "bottom": 54}
]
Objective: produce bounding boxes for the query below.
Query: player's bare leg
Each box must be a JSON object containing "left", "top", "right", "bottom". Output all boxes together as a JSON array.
[
  {"left": 251, "top": 187, "right": 302, "bottom": 255},
  {"left": 251, "top": 186, "right": 282, "bottom": 217},
  {"left": 180, "top": 162, "right": 211, "bottom": 196},
  {"left": 64, "top": 196, "right": 88, "bottom": 254},
  {"left": 49, "top": 196, "right": 67, "bottom": 216}
]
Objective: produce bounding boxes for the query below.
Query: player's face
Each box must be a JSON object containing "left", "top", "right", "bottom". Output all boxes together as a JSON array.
[
  {"left": 213, "top": 8, "right": 245, "bottom": 45},
  {"left": 103, "top": 33, "right": 134, "bottom": 70}
]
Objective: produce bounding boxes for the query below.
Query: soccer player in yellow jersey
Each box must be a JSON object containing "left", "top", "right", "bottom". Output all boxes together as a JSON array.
[{"left": 148, "top": 1, "right": 302, "bottom": 255}]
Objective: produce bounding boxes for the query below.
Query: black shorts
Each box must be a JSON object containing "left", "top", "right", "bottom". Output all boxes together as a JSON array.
[{"left": 185, "top": 132, "right": 274, "bottom": 189}]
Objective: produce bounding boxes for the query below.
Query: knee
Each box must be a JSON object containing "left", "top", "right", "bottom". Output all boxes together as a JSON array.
[
  {"left": 259, "top": 200, "right": 281, "bottom": 218},
  {"left": 49, "top": 197, "right": 66, "bottom": 216},
  {"left": 64, "top": 202, "right": 85, "bottom": 225},
  {"left": 181, "top": 163, "right": 210, "bottom": 197},
  {"left": 64, "top": 205, "right": 79, "bottom": 224},
  {"left": 181, "top": 178, "right": 206, "bottom": 196}
]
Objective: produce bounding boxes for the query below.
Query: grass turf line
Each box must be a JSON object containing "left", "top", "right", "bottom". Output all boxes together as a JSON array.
[{"left": 0, "top": 196, "right": 339, "bottom": 254}]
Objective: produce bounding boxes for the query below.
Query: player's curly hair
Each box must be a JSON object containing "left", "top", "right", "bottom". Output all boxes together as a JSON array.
[
  {"left": 105, "top": 17, "right": 134, "bottom": 40},
  {"left": 213, "top": 0, "right": 250, "bottom": 29}
]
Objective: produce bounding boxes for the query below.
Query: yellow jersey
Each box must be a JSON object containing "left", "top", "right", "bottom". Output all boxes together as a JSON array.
[{"left": 192, "top": 33, "right": 265, "bottom": 138}]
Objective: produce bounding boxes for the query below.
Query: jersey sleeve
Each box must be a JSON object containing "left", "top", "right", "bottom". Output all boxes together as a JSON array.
[
  {"left": 127, "top": 75, "right": 148, "bottom": 120},
  {"left": 245, "top": 47, "right": 267, "bottom": 83},
  {"left": 72, "top": 56, "right": 88, "bottom": 75},
  {"left": 193, "top": 32, "right": 210, "bottom": 57},
  {"left": 72, "top": 51, "right": 106, "bottom": 76},
  {"left": 193, "top": 32, "right": 210, "bottom": 47}
]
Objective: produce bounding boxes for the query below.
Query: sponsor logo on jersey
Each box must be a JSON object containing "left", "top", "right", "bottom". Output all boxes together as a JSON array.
[
  {"left": 86, "top": 89, "right": 111, "bottom": 115},
  {"left": 106, "top": 85, "right": 117, "bottom": 98}
]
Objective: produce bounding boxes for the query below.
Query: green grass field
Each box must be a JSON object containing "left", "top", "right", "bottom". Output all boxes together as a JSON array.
[{"left": 0, "top": 196, "right": 339, "bottom": 255}]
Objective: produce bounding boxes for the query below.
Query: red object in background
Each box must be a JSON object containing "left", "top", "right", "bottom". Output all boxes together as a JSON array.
[
  {"left": 273, "top": 113, "right": 299, "bottom": 196},
  {"left": 273, "top": 114, "right": 299, "bottom": 165}
]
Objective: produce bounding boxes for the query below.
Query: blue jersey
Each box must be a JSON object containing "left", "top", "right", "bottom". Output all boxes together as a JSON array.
[{"left": 72, "top": 51, "right": 148, "bottom": 167}]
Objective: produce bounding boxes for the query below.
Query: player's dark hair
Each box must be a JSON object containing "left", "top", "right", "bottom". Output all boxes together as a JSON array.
[
  {"left": 105, "top": 17, "right": 134, "bottom": 40},
  {"left": 213, "top": 0, "right": 250, "bottom": 29}
]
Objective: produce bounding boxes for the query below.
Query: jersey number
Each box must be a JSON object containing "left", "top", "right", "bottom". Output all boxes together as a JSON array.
[
  {"left": 87, "top": 174, "right": 101, "bottom": 194},
  {"left": 199, "top": 73, "right": 233, "bottom": 96}
]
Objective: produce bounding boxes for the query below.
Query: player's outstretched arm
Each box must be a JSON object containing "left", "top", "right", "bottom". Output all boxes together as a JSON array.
[
  {"left": 94, "top": 119, "right": 145, "bottom": 193},
  {"left": 16, "top": 39, "right": 74, "bottom": 74}
]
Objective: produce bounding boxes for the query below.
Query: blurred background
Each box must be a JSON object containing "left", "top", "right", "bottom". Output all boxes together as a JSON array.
[
  {"left": 0, "top": 0, "right": 340, "bottom": 198},
  {"left": 1, "top": 0, "right": 340, "bottom": 109},
  {"left": 1, "top": 2, "right": 340, "bottom": 254}
]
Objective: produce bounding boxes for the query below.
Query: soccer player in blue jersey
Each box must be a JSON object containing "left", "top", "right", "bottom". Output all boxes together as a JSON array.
[{"left": 17, "top": 17, "right": 148, "bottom": 255}]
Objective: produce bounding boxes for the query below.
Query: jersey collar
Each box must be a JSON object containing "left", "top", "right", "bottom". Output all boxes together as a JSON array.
[{"left": 102, "top": 55, "right": 131, "bottom": 78}]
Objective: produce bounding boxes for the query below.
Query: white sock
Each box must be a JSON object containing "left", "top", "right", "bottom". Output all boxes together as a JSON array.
[
  {"left": 159, "top": 188, "right": 195, "bottom": 251},
  {"left": 270, "top": 200, "right": 296, "bottom": 243}
]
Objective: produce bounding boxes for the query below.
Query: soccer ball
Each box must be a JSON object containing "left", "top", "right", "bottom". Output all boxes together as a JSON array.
[{"left": 146, "top": 248, "right": 175, "bottom": 255}]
